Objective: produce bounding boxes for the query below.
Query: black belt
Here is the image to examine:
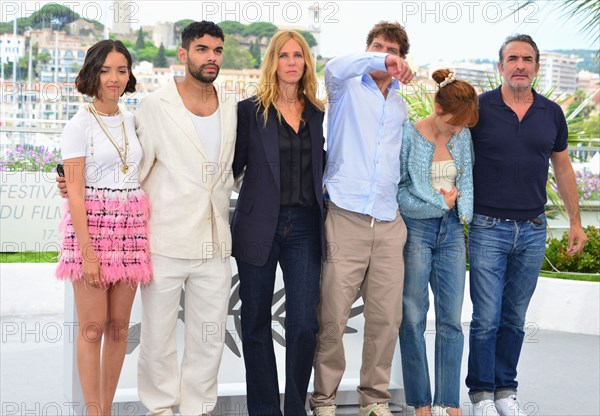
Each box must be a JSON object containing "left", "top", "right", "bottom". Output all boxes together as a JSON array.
[{"left": 494, "top": 217, "right": 544, "bottom": 225}]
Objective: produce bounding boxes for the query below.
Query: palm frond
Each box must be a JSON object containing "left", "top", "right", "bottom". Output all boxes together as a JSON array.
[
  {"left": 504, "top": 0, "right": 599, "bottom": 47},
  {"left": 567, "top": 88, "right": 600, "bottom": 120},
  {"left": 397, "top": 82, "right": 435, "bottom": 122},
  {"left": 559, "top": 0, "right": 600, "bottom": 43}
]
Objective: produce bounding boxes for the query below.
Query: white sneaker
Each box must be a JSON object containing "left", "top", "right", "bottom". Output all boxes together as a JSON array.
[
  {"left": 472, "top": 399, "right": 500, "bottom": 416},
  {"left": 358, "top": 402, "right": 393, "bottom": 416},
  {"left": 431, "top": 405, "right": 450, "bottom": 416},
  {"left": 494, "top": 395, "right": 527, "bottom": 416},
  {"left": 313, "top": 404, "right": 337, "bottom": 416}
]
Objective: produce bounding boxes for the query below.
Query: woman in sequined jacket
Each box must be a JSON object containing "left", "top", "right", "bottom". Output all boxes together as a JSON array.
[{"left": 397, "top": 69, "right": 478, "bottom": 416}]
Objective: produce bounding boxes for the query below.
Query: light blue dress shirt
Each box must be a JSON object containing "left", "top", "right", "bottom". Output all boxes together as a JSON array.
[{"left": 323, "top": 52, "right": 408, "bottom": 221}]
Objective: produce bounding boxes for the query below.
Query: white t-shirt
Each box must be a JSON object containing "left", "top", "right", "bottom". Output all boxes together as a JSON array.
[
  {"left": 60, "top": 107, "right": 142, "bottom": 189},
  {"left": 187, "top": 108, "right": 221, "bottom": 164}
]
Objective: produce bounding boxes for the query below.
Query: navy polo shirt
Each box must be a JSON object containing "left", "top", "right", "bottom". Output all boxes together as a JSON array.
[{"left": 471, "top": 87, "right": 568, "bottom": 221}]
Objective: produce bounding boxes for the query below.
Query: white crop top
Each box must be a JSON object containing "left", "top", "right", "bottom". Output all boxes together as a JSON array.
[{"left": 431, "top": 160, "right": 457, "bottom": 193}]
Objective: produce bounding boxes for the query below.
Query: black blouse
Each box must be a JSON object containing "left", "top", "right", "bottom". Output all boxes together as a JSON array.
[{"left": 278, "top": 102, "right": 317, "bottom": 208}]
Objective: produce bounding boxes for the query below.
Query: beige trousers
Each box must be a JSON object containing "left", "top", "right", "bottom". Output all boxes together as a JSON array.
[
  {"left": 137, "top": 253, "right": 232, "bottom": 416},
  {"left": 311, "top": 203, "right": 407, "bottom": 408}
]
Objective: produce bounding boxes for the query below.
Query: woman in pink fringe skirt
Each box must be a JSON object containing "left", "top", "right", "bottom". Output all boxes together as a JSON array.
[{"left": 55, "top": 39, "right": 151, "bottom": 416}]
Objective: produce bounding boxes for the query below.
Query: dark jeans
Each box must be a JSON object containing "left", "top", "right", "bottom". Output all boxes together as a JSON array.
[{"left": 237, "top": 206, "right": 322, "bottom": 416}]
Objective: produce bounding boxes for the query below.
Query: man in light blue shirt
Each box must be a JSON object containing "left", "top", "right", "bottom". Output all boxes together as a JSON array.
[
  {"left": 323, "top": 49, "right": 410, "bottom": 221},
  {"left": 310, "top": 22, "right": 413, "bottom": 416}
]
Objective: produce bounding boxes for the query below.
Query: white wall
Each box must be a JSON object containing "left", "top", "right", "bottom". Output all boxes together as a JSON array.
[{"left": 2, "top": 264, "right": 598, "bottom": 335}]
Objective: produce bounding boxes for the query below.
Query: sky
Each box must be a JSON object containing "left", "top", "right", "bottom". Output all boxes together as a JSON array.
[{"left": 4, "top": 1, "right": 597, "bottom": 64}]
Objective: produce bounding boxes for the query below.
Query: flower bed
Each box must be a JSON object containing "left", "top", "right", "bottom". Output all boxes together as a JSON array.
[{"left": 0, "top": 145, "right": 61, "bottom": 172}]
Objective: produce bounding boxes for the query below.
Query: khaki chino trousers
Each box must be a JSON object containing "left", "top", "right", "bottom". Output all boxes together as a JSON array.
[{"left": 311, "top": 202, "right": 407, "bottom": 408}]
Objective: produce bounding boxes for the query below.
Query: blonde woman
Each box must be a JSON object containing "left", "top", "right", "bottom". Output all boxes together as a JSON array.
[{"left": 231, "top": 30, "right": 325, "bottom": 415}]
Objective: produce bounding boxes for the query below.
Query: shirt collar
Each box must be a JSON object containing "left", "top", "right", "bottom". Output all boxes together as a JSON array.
[{"left": 490, "top": 86, "right": 547, "bottom": 109}]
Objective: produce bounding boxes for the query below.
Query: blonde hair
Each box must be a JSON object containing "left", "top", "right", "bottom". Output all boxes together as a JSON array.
[{"left": 256, "top": 30, "right": 324, "bottom": 124}]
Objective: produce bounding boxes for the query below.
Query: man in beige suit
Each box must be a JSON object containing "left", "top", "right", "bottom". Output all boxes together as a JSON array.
[{"left": 134, "top": 21, "right": 237, "bottom": 416}]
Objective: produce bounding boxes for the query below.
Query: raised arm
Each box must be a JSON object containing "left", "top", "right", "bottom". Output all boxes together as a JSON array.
[{"left": 325, "top": 52, "right": 389, "bottom": 83}]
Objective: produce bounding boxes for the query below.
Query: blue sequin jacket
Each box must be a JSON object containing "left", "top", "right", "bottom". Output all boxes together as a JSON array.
[{"left": 397, "top": 122, "right": 474, "bottom": 224}]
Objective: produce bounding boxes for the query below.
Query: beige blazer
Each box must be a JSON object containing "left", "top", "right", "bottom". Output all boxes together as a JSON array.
[{"left": 135, "top": 80, "right": 237, "bottom": 260}]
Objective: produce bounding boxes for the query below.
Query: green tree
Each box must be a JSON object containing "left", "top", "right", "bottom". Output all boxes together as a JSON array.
[
  {"left": 222, "top": 37, "right": 255, "bottom": 70},
  {"left": 569, "top": 115, "right": 600, "bottom": 139},
  {"left": 3, "top": 55, "right": 28, "bottom": 80},
  {"left": 243, "top": 22, "right": 277, "bottom": 41},
  {"left": 33, "top": 47, "right": 51, "bottom": 77},
  {"left": 567, "top": 90, "right": 594, "bottom": 119},
  {"left": 295, "top": 30, "right": 317, "bottom": 48},
  {"left": 1, "top": 17, "right": 38, "bottom": 34},
  {"left": 219, "top": 20, "right": 246, "bottom": 35},
  {"left": 175, "top": 19, "right": 195, "bottom": 32},
  {"left": 83, "top": 18, "right": 104, "bottom": 32},
  {"left": 29, "top": 4, "right": 79, "bottom": 29},
  {"left": 153, "top": 43, "right": 168, "bottom": 67},
  {"left": 121, "top": 39, "right": 135, "bottom": 49},
  {"left": 138, "top": 41, "right": 158, "bottom": 62},
  {"left": 135, "top": 27, "right": 145, "bottom": 50},
  {"left": 37, "top": 51, "right": 51, "bottom": 64},
  {"left": 249, "top": 39, "right": 261, "bottom": 69}
]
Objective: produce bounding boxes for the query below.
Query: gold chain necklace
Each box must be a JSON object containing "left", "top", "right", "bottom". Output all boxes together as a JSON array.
[
  {"left": 92, "top": 107, "right": 120, "bottom": 117},
  {"left": 88, "top": 104, "right": 130, "bottom": 174}
]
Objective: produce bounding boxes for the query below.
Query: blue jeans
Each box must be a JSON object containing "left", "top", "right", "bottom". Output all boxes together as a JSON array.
[
  {"left": 237, "top": 207, "right": 322, "bottom": 416},
  {"left": 466, "top": 213, "right": 547, "bottom": 402},
  {"left": 399, "top": 211, "right": 466, "bottom": 408}
]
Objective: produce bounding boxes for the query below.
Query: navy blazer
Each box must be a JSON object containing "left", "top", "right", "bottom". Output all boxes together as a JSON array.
[{"left": 231, "top": 97, "right": 326, "bottom": 266}]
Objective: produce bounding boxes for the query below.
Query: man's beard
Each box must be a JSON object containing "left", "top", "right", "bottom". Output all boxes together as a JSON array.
[
  {"left": 506, "top": 78, "right": 534, "bottom": 90},
  {"left": 188, "top": 62, "right": 220, "bottom": 83}
]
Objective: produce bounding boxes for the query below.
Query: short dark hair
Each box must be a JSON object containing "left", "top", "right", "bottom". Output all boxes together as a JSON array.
[
  {"left": 181, "top": 21, "right": 225, "bottom": 49},
  {"left": 75, "top": 39, "right": 136, "bottom": 97},
  {"left": 499, "top": 34, "right": 540, "bottom": 64},
  {"left": 366, "top": 21, "right": 410, "bottom": 58}
]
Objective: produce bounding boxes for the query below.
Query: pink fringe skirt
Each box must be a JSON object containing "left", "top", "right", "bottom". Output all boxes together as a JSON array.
[{"left": 56, "top": 187, "right": 152, "bottom": 286}]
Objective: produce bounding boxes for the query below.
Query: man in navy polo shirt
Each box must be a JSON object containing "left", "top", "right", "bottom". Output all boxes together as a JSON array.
[{"left": 466, "top": 34, "right": 587, "bottom": 416}]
